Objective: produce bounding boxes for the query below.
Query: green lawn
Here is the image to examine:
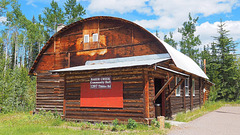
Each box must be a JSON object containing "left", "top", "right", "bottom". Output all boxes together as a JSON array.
[{"left": 0, "top": 112, "right": 168, "bottom": 135}]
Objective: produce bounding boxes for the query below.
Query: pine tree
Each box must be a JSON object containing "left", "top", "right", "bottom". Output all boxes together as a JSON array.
[
  {"left": 164, "top": 32, "right": 178, "bottom": 49},
  {"left": 39, "top": 0, "right": 65, "bottom": 35},
  {"left": 178, "top": 13, "right": 201, "bottom": 62},
  {"left": 213, "top": 21, "right": 238, "bottom": 101},
  {"left": 64, "top": 0, "right": 86, "bottom": 25}
]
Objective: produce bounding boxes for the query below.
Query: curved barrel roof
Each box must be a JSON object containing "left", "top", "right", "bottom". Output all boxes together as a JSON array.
[{"left": 30, "top": 16, "right": 208, "bottom": 79}]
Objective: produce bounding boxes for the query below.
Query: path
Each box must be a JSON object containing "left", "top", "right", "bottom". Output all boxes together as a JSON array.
[{"left": 168, "top": 106, "right": 240, "bottom": 135}]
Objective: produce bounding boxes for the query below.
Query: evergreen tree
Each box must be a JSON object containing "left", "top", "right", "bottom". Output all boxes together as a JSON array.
[
  {"left": 213, "top": 21, "right": 238, "bottom": 101},
  {"left": 0, "top": 0, "right": 10, "bottom": 16},
  {"left": 39, "top": 0, "right": 65, "bottom": 35},
  {"left": 164, "top": 32, "right": 178, "bottom": 49},
  {"left": 178, "top": 13, "right": 201, "bottom": 62},
  {"left": 64, "top": 0, "right": 86, "bottom": 25}
]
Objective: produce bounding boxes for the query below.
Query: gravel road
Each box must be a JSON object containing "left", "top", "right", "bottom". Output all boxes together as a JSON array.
[{"left": 168, "top": 106, "right": 240, "bottom": 135}]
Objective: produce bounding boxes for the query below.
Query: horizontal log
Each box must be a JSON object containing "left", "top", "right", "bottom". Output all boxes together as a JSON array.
[
  {"left": 66, "top": 108, "right": 143, "bottom": 113},
  {"left": 123, "top": 90, "right": 143, "bottom": 94},
  {"left": 37, "top": 93, "right": 64, "bottom": 97},
  {"left": 37, "top": 74, "right": 60, "bottom": 78},
  {"left": 37, "top": 105, "right": 63, "bottom": 108},
  {"left": 36, "top": 102, "right": 63, "bottom": 105},
  {"left": 123, "top": 103, "right": 144, "bottom": 108},
  {"left": 66, "top": 111, "right": 143, "bottom": 117},
  {"left": 65, "top": 116, "right": 144, "bottom": 122},
  {"left": 124, "top": 84, "right": 143, "bottom": 89},
  {"left": 36, "top": 108, "right": 63, "bottom": 111},
  {"left": 65, "top": 68, "right": 143, "bottom": 76},
  {"left": 66, "top": 73, "right": 142, "bottom": 80},
  {"left": 36, "top": 97, "right": 63, "bottom": 100},
  {"left": 65, "top": 100, "right": 79, "bottom": 102}
]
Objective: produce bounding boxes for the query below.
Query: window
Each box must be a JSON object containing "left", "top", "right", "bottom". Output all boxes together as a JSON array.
[
  {"left": 185, "top": 78, "right": 189, "bottom": 96},
  {"left": 175, "top": 77, "right": 181, "bottom": 96},
  {"left": 84, "top": 34, "right": 89, "bottom": 43},
  {"left": 192, "top": 79, "right": 195, "bottom": 96},
  {"left": 92, "top": 33, "right": 98, "bottom": 42}
]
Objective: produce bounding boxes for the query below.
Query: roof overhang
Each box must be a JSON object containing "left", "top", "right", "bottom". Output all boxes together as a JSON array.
[
  {"left": 157, "top": 38, "right": 209, "bottom": 79},
  {"left": 50, "top": 54, "right": 171, "bottom": 73}
]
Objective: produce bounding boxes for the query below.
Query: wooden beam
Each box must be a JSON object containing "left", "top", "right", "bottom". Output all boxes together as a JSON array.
[
  {"left": 153, "top": 76, "right": 174, "bottom": 101},
  {"left": 182, "top": 79, "right": 186, "bottom": 112},
  {"left": 143, "top": 70, "right": 149, "bottom": 118},
  {"left": 63, "top": 75, "right": 66, "bottom": 116},
  {"left": 166, "top": 79, "right": 184, "bottom": 101},
  {"left": 167, "top": 73, "right": 172, "bottom": 117},
  {"left": 199, "top": 78, "right": 202, "bottom": 107},
  {"left": 161, "top": 85, "right": 166, "bottom": 116},
  {"left": 190, "top": 76, "right": 193, "bottom": 111}
]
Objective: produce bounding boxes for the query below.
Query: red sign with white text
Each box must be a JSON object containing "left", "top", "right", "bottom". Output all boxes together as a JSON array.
[{"left": 80, "top": 82, "right": 123, "bottom": 108}]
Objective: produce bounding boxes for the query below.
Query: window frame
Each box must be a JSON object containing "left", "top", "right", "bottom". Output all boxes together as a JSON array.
[
  {"left": 185, "top": 78, "right": 189, "bottom": 96},
  {"left": 84, "top": 34, "right": 89, "bottom": 43},
  {"left": 92, "top": 33, "right": 98, "bottom": 42},
  {"left": 175, "top": 77, "right": 181, "bottom": 97}
]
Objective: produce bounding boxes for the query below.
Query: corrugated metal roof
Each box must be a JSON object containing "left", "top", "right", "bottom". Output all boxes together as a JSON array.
[
  {"left": 86, "top": 53, "right": 170, "bottom": 65},
  {"left": 157, "top": 38, "right": 209, "bottom": 79},
  {"left": 156, "top": 66, "right": 189, "bottom": 77},
  {"left": 51, "top": 54, "right": 171, "bottom": 72}
]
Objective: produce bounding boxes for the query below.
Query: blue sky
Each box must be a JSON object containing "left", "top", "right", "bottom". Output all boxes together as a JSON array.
[{"left": 5, "top": 0, "right": 240, "bottom": 54}]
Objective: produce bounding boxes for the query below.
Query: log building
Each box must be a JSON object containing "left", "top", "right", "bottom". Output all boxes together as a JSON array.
[{"left": 29, "top": 16, "right": 212, "bottom": 123}]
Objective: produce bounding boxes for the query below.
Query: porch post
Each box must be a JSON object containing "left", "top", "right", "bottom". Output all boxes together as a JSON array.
[
  {"left": 190, "top": 76, "right": 193, "bottom": 111},
  {"left": 143, "top": 70, "right": 149, "bottom": 118}
]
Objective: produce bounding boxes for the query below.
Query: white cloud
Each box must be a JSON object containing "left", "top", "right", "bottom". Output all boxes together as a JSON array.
[
  {"left": 87, "top": 0, "right": 240, "bottom": 30},
  {"left": 0, "top": 16, "right": 7, "bottom": 23},
  {"left": 138, "top": 0, "right": 239, "bottom": 30},
  {"left": 87, "top": 0, "right": 151, "bottom": 14},
  {"left": 167, "top": 21, "right": 240, "bottom": 51},
  {"left": 195, "top": 21, "right": 240, "bottom": 51}
]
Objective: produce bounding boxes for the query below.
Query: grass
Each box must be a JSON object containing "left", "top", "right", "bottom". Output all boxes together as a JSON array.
[
  {"left": 175, "top": 101, "right": 240, "bottom": 122},
  {"left": 0, "top": 112, "right": 169, "bottom": 135}
]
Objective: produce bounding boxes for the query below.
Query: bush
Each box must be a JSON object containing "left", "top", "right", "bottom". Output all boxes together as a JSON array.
[{"left": 127, "top": 118, "right": 137, "bottom": 129}]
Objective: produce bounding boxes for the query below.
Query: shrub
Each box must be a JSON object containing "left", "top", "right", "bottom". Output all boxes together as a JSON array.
[{"left": 127, "top": 118, "right": 137, "bottom": 129}]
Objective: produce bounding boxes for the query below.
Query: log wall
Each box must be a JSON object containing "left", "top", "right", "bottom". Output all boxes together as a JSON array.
[
  {"left": 64, "top": 67, "right": 147, "bottom": 122},
  {"left": 36, "top": 74, "right": 64, "bottom": 112}
]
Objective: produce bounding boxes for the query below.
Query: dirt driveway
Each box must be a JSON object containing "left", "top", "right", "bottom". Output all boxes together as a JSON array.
[{"left": 168, "top": 106, "right": 240, "bottom": 135}]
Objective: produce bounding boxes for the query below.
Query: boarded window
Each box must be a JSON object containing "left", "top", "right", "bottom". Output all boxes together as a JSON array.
[
  {"left": 185, "top": 78, "right": 189, "bottom": 96},
  {"left": 84, "top": 34, "right": 89, "bottom": 43},
  {"left": 176, "top": 77, "right": 181, "bottom": 96},
  {"left": 92, "top": 33, "right": 98, "bottom": 42},
  {"left": 80, "top": 82, "right": 123, "bottom": 108}
]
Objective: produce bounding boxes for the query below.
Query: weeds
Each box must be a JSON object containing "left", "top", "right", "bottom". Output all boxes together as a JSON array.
[
  {"left": 175, "top": 101, "right": 235, "bottom": 122},
  {"left": 127, "top": 118, "right": 138, "bottom": 129},
  {"left": 0, "top": 113, "right": 168, "bottom": 135},
  {"left": 151, "top": 118, "right": 160, "bottom": 128},
  {"left": 165, "top": 122, "right": 171, "bottom": 129}
]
